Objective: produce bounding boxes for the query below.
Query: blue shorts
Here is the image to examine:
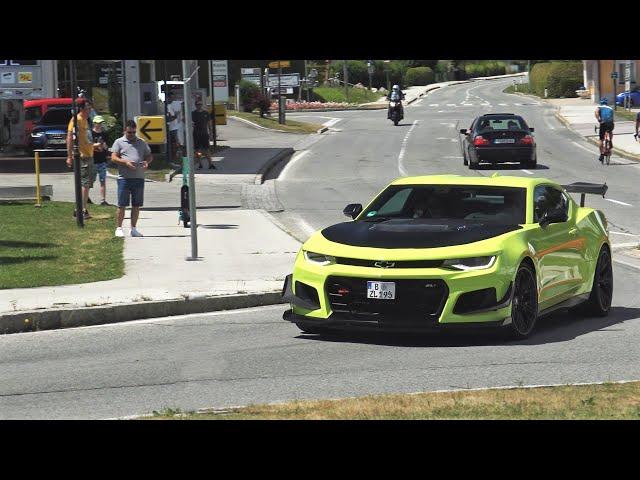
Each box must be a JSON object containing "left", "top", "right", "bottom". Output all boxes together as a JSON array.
[
  {"left": 93, "top": 162, "right": 107, "bottom": 184},
  {"left": 117, "top": 178, "right": 145, "bottom": 207}
]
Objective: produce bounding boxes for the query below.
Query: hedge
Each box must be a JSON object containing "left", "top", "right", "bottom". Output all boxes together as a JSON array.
[
  {"left": 405, "top": 67, "right": 434, "bottom": 86},
  {"left": 529, "top": 61, "right": 582, "bottom": 98}
]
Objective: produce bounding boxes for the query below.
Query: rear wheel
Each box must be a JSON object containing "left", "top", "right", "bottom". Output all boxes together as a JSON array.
[
  {"left": 582, "top": 247, "right": 613, "bottom": 316},
  {"left": 508, "top": 263, "right": 539, "bottom": 339}
]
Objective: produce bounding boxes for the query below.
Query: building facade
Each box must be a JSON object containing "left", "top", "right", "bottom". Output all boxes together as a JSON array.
[{"left": 583, "top": 60, "right": 638, "bottom": 104}]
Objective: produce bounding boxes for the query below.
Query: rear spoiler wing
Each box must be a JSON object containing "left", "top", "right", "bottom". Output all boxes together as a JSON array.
[{"left": 562, "top": 182, "right": 608, "bottom": 207}]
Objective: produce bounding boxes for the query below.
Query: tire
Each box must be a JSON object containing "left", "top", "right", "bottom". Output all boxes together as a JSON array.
[
  {"left": 394, "top": 119, "right": 399, "bottom": 126},
  {"left": 508, "top": 262, "right": 539, "bottom": 339},
  {"left": 582, "top": 246, "right": 613, "bottom": 317},
  {"left": 463, "top": 148, "right": 469, "bottom": 166},
  {"left": 468, "top": 160, "right": 478, "bottom": 170}
]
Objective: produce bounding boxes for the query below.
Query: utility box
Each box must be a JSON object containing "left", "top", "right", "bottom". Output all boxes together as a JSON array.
[{"left": 213, "top": 103, "right": 227, "bottom": 125}]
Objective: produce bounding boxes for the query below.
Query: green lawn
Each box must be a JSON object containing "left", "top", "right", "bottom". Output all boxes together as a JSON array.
[
  {"left": 148, "top": 381, "right": 640, "bottom": 420},
  {"left": 0, "top": 201, "right": 124, "bottom": 289},
  {"left": 312, "top": 86, "right": 384, "bottom": 104},
  {"left": 229, "top": 111, "right": 324, "bottom": 134}
]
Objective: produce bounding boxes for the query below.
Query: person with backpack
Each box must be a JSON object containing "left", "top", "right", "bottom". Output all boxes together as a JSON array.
[{"left": 595, "top": 98, "right": 615, "bottom": 163}]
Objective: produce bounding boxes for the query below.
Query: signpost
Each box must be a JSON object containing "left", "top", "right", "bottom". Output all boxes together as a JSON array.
[
  {"left": 134, "top": 116, "right": 166, "bottom": 144},
  {"left": 182, "top": 60, "right": 199, "bottom": 261},
  {"left": 611, "top": 70, "right": 618, "bottom": 111},
  {"left": 269, "top": 60, "right": 290, "bottom": 69},
  {"left": 625, "top": 61, "right": 632, "bottom": 111}
]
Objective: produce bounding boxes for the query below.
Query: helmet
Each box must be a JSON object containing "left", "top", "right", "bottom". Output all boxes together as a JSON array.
[
  {"left": 392, "top": 84, "right": 400, "bottom": 90},
  {"left": 600, "top": 98, "right": 608, "bottom": 105}
]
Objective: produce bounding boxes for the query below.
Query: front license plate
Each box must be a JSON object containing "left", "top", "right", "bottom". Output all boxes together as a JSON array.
[
  {"left": 494, "top": 138, "right": 515, "bottom": 144},
  {"left": 48, "top": 139, "right": 65, "bottom": 144},
  {"left": 367, "top": 281, "right": 396, "bottom": 300}
]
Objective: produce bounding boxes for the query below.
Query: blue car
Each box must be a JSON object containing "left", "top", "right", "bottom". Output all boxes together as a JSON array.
[
  {"left": 616, "top": 90, "right": 640, "bottom": 107},
  {"left": 27, "top": 106, "right": 72, "bottom": 155}
]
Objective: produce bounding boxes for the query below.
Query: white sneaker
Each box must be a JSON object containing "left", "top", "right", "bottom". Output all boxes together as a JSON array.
[
  {"left": 130, "top": 227, "right": 143, "bottom": 237},
  {"left": 115, "top": 227, "right": 125, "bottom": 238}
]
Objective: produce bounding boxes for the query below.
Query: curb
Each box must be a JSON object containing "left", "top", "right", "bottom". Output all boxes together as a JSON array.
[
  {"left": 228, "top": 115, "right": 292, "bottom": 133},
  {"left": 0, "top": 292, "right": 287, "bottom": 335},
  {"left": 255, "top": 148, "right": 295, "bottom": 185}
]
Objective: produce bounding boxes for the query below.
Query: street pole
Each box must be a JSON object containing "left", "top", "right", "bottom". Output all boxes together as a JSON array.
[
  {"left": 69, "top": 60, "right": 83, "bottom": 227},
  {"left": 182, "top": 60, "right": 199, "bottom": 260},
  {"left": 208, "top": 60, "right": 217, "bottom": 149},
  {"left": 278, "top": 62, "right": 285, "bottom": 125},
  {"left": 163, "top": 60, "right": 171, "bottom": 166},
  {"left": 304, "top": 59, "right": 308, "bottom": 102},
  {"left": 121, "top": 59, "right": 127, "bottom": 123},
  {"left": 527, "top": 60, "right": 531, "bottom": 90},
  {"left": 343, "top": 61, "right": 348, "bottom": 102},
  {"left": 612, "top": 65, "right": 617, "bottom": 112}
]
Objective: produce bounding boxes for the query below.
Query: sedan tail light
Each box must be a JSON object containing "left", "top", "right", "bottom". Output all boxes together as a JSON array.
[
  {"left": 473, "top": 136, "right": 490, "bottom": 146},
  {"left": 518, "top": 135, "right": 535, "bottom": 145}
]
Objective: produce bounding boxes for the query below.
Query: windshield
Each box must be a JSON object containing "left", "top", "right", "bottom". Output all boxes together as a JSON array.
[
  {"left": 39, "top": 108, "right": 72, "bottom": 126},
  {"left": 361, "top": 185, "right": 527, "bottom": 225},
  {"left": 476, "top": 116, "right": 527, "bottom": 132}
]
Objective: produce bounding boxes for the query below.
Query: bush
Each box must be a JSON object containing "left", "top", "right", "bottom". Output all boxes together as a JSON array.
[
  {"left": 530, "top": 61, "right": 582, "bottom": 98},
  {"left": 239, "top": 79, "right": 267, "bottom": 112},
  {"left": 405, "top": 67, "right": 434, "bottom": 86}
]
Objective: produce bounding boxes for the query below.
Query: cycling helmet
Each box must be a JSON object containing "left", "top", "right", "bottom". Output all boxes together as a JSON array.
[
  {"left": 392, "top": 84, "right": 400, "bottom": 90},
  {"left": 600, "top": 98, "right": 608, "bottom": 105}
]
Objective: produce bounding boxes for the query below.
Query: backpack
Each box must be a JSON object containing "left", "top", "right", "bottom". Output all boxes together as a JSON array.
[{"left": 599, "top": 106, "right": 614, "bottom": 123}]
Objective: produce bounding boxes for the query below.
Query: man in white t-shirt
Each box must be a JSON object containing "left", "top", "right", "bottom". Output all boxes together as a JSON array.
[{"left": 166, "top": 92, "right": 184, "bottom": 161}]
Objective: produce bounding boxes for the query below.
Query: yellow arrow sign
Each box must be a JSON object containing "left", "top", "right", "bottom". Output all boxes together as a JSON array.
[
  {"left": 268, "top": 60, "right": 290, "bottom": 69},
  {"left": 134, "top": 116, "right": 166, "bottom": 144}
]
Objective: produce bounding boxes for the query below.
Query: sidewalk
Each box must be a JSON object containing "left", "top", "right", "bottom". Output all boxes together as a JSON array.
[
  {"left": 0, "top": 120, "right": 308, "bottom": 334},
  {"left": 549, "top": 97, "right": 640, "bottom": 160}
]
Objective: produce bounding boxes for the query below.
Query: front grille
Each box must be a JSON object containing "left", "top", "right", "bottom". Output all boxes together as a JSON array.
[
  {"left": 46, "top": 133, "right": 66, "bottom": 140},
  {"left": 335, "top": 257, "right": 443, "bottom": 268},
  {"left": 326, "top": 276, "right": 448, "bottom": 325}
]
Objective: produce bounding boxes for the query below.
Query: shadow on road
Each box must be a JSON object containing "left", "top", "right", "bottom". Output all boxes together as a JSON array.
[{"left": 296, "top": 306, "right": 640, "bottom": 348}]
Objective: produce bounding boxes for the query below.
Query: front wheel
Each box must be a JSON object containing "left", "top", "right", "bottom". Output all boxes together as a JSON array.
[{"left": 508, "top": 263, "right": 539, "bottom": 339}]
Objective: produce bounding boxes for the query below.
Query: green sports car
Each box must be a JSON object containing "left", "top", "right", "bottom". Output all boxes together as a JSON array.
[{"left": 282, "top": 175, "right": 613, "bottom": 339}]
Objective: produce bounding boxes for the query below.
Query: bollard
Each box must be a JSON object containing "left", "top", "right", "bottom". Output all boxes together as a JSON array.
[{"left": 34, "top": 151, "right": 42, "bottom": 208}]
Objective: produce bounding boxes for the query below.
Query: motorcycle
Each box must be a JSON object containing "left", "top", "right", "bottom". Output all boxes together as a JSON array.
[{"left": 388, "top": 100, "right": 403, "bottom": 126}]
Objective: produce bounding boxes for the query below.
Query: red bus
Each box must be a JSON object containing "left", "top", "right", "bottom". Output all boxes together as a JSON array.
[{"left": 23, "top": 98, "right": 73, "bottom": 144}]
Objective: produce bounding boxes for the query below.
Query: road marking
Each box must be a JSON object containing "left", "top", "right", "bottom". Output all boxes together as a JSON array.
[
  {"left": 440, "top": 122, "right": 455, "bottom": 127},
  {"left": 279, "top": 150, "right": 310, "bottom": 181},
  {"left": 450, "top": 139, "right": 458, "bottom": 142},
  {"left": 398, "top": 120, "right": 420, "bottom": 176},
  {"left": 610, "top": 231, "right": 640, "bottom": 236},
  {"left": 606, "top": 198, "right": 633, "bottom": 207},
  {"left": 613, "top": 257, "right": 640, "bottom": 271},
  {"left": 322, "top": 118, "right": 342, "bottom": 128},
  {"left": 498, "top": 103, "right": 508, "bottom": 106},
  {"left": 444, "top": 156, "right": 463, "bottom": 159},
  {"left": 571, "top": 141, "right": 598, "bottom": 155},
  {"left": 521, "top": 169, "right": 534, "bottom": 175},
  {"left": 429, "top": 104, "right": 439, "bottom": 107},
  {"left": 446, "top": 104, "right": 456, "bottom": 107},
  {"left": 542, "top": 115, "right": 556, "bottom": 130},
  {"left": 412, "top": 100, "right": 423, "bottom": 106},
  {"left": 514, "top": 103, "right": 522, "bottom": 106},
  {"left": 436, "top": 137, "right": 449, "bottom": 140}
]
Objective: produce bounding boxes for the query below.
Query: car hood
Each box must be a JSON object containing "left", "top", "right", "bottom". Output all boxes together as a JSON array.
[{"left": 317, "top": 219, "right": 522, "bottom": 250}]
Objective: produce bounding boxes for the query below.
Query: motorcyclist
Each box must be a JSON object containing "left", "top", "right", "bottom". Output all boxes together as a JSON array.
[
  {"left": 595, "top": 97, "right": 615, "bottom": 163},
  {"left": 387, "top": 84, "right": 405, "bottom": 119}
]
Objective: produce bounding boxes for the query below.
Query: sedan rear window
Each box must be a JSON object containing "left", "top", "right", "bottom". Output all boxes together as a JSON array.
[
  {"left": 477, "top": 116, "right": 527, "bottom": 132},
  {"left": 39, "top": 108, "right": 72, "bottom": 125},
  {"left": 362, "top": 185, "right": 527, "bottom": 225}
]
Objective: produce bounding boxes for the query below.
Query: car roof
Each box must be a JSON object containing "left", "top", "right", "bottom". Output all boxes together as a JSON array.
[
  {"left": 477, "top": 113, "right": 518, "bottom": 117},
  {"left": 391, "top": 175, "right": 556, "bottom": 190}
]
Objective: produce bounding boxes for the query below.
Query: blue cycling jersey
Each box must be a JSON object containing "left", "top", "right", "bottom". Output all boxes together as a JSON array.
[{"left": 599, "top": 105, "right": 614, "bottom": 123}]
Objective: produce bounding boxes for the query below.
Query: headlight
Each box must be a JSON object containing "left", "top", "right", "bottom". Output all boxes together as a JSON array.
[
  {"left": 389, "top": 101, "right": 397, "bottom": 107},
  {"left": 442, "top": 256, "right": 496, "bottom": 271},
  {"left": 303, "top": 250, "right": 336, "bottom": 266},
  {"left": 31, "top": 132, "right": 45, "bottom": 138}
]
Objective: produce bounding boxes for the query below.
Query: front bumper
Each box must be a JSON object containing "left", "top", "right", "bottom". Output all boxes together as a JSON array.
[
  {"left": 282, "top": 255, "right": 515, "bottom": 331},
  {"left": 474, "top": 145, "right": 535, "bottom": 163}
]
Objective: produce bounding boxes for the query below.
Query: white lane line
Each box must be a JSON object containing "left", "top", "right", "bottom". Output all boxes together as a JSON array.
[
  {"left": 436, "top": 137, "right": 449, "bottom": 140},
  {"left": 498, "top": 103, "right": 508, "bottom": 106},
  {"left": 571, "top": 141, "right": 598, "bottom": 155},
  {"left": 279, "top": 150, "right": 310, "bottom": 181},
  {"left": 398, "top": 120, "right": 420, "bottom": 176},
  {"left": 412, "top": 100, "right": 423, "bottom": 106},
  {"left": 446, "top": 104, "right": 456, "bottom": 107},
  {"left": 542, "top": 114, "right": 556, "bottom": 130},
  {"left": 610, "top": 231, "right": 640, "bottom": 236},
  {"left": 444, "top": 156, "right": 463, "bottom": 159},
  {"left": 514, "top": 103, "right": 522, "bottom": 106},
  {"left": 429, "top": 104, "right": 439, "bottom": 107},
  {"left": 606, "top": 198, "right": 633, "bottom": 207},
  {"left": 322, "top": 118, "right": 342, "bottom": 128},
  {"left": 521, "top": 169, "right": 534, "bottom": 175},
  {"left": 450, "top": 139, "right": 458, "bottom": 142},
  {"left": 440, "top": 122, "right": 455, "bottom": 127},
  {"left": 613, "top": 257, "right": 640, "bottom": 271}
]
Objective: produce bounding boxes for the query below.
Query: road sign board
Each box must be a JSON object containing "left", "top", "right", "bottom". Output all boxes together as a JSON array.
[
  {"left": 266, "top": 73, "right": 300, "bottom": 87},
  {"left": 242, "top": 75, "right": 261, "bottom": 86},
  {"left": 611, "top": 72, "right": 619, "bottom": 79},
  {"left": 210, "top": 60, "right": 229, "bottom": 103},
  {"left": 241, "top": 68, "right": 261, "bottom": 75},
  {"left": 270, "top": 87, "right": 294, "bottom": 95},
  {"left": 134, "top": 115, "right": 166, "bottom": 144},
  {"left": 269, "top": 61, "right": 290, "bottom": 69}
]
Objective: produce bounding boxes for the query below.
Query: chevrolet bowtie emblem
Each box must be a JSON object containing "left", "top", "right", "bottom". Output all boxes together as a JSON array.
[{"left": 374, "top": 261, "right": 395, "bottom": 268}]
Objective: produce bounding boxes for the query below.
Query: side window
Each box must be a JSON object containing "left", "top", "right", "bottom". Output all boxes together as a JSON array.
[
  {"left": 534, "top": 186, "right": 567, "bottom": 222},
  {"left": 376, "top": 188, "right": 412, "bottom": 216},
  {"left": 25, "top": 107, "right": 42, "bottom": 122}
]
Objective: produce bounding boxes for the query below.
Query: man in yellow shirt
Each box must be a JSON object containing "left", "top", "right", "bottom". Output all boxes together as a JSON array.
[{"left": 66, "top": 99, "right": 96, "bottom": 219}]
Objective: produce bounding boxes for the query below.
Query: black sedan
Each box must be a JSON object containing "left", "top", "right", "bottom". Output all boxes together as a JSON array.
[{"left": 459, "top": 113, "right": 536, "bottom": 169}]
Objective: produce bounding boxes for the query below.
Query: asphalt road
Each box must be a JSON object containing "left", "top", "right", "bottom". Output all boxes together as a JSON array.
[{"left": 3, "top": 78, "right": 640, "bottom": 419}]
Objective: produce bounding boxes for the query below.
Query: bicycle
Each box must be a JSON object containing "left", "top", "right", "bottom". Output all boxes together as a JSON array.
[{"left": 594, "top": 124, "right": 612, "bottom": 165}]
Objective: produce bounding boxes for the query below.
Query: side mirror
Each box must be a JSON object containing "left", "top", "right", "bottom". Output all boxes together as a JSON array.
[
  {"left": 343, "top": 203, "right": 363, "bottom": 219},
  {"left": 540, "top": 209, "right": 567, "bottom": 228},
  {"left": 529, "top": 127, "right": 535, "bottom": 132},
  {"left": 459, "top": 129, "right": 468, "bottom": 135}
]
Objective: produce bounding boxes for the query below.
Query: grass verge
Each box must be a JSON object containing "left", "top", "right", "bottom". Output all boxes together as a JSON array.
[
  {"left": 0, "top": 201, "right": 124, "bottom": 289},
  {"left": 614, "top": 109, "right": 638, "bottom": 122},
  {"left": 148, "top": 381, "right": 640, "bottom": 420},
  {"left": 229, "top": 111, "right": 324, "bottom": 134},
  {"left": 503, "top": 84, "right": 538, "bottom": 96},
  {"left": 312, "top": 86, "right": 383, "bottom": 104}
]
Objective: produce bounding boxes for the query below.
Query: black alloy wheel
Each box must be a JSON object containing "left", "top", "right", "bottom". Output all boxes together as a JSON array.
[
  {"left": 583, "top": 247, "right": 613, "bottom": 316},
  {"left": 509, "top": 263, "right": 539, "bottom": 339}
]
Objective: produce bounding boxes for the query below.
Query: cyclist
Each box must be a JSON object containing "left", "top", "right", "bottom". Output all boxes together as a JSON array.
[{"left": 595, "top": 97, "right": 614, "bottom": 163}]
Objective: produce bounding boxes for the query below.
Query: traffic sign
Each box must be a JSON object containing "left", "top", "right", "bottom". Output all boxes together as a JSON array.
[
  {"left": 266, "top": 73, "right": 300, "bottom": 87},
  {"left": 134, "top": 116, "right": 166, "bottom": 144},
  {"left": 269, "top": 60, "right": 290, "bottom": 69},
  {"left": 241, "top": 68, "right": 261, "bottom": 75},
  {"left": 270, "top": 87, "right": 294, "bottom": 95}
]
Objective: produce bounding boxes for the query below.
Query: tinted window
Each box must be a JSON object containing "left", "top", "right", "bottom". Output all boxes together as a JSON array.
[
  {"left": 534, "top": 186, "right": 568, "bottom": 222},
  {"left": 362, "top": 185, "right": 527, "bottom": 225},
  {"left": 25, "top": 107, "right": 42, "bottom": 122},
  {"left": 476, "top": 116, "right": 528, "bottom": 132},
  {"left": 39, "top": 108, "right": 72, "bottom": 125}
]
